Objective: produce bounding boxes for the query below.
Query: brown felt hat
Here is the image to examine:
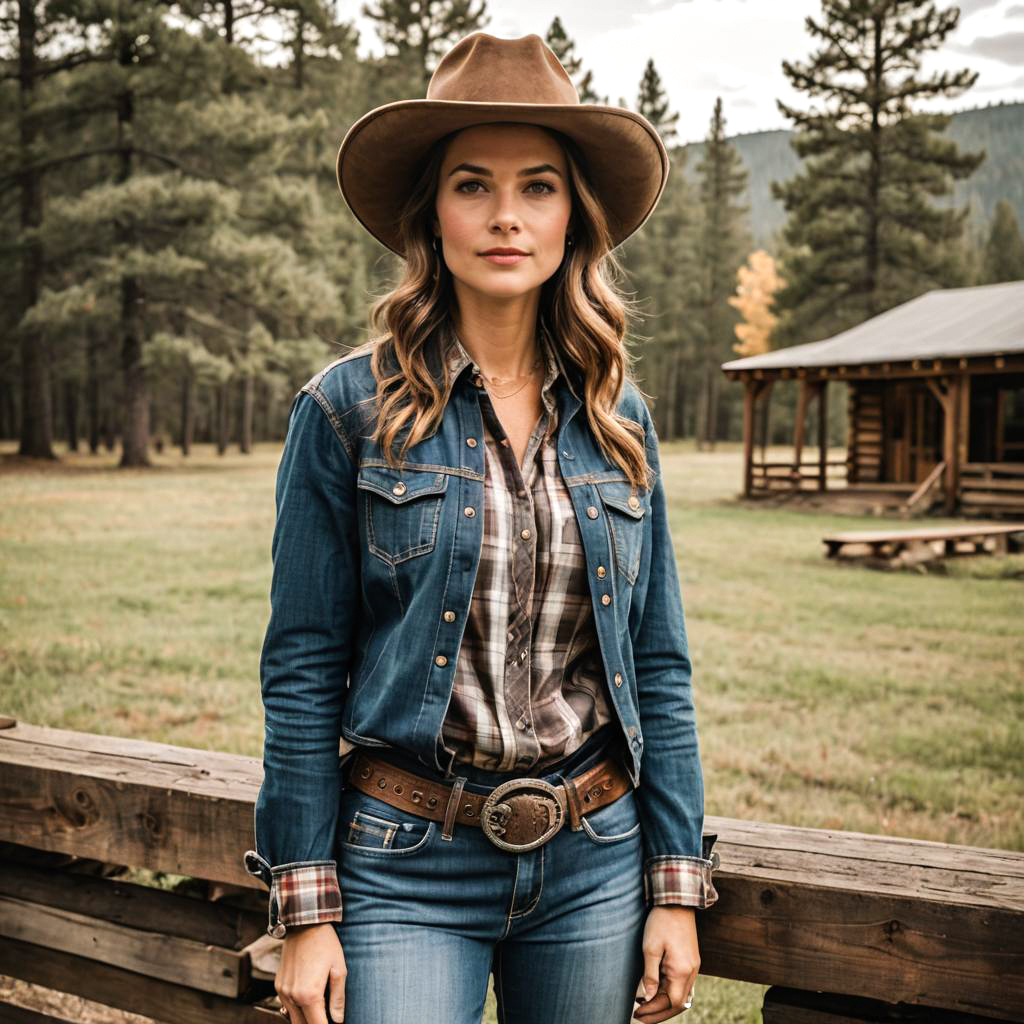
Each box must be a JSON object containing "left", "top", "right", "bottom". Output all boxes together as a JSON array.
[{"left": 336, "top": 31, "right": 670, "bottom": 258}]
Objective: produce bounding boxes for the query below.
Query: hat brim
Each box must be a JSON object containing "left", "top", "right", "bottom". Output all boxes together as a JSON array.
[{"left": 336, "top": 100, "right": 670, "bottom": 258}]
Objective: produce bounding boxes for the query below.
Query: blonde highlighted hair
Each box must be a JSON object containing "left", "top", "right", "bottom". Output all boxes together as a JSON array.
[{"left": 363, "top": 125, "right": 654, "bottom": 493}]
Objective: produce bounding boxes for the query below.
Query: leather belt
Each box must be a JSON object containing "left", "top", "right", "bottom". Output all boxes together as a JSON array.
[{"left": 346, "top": 747, "right": 633, "bottom": 853}]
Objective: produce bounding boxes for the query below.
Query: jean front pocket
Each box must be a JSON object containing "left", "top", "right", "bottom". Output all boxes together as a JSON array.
[
  {"left": 340, "top": 792, "right": 437, "bottom": 858},
  {"left": 579, "top": 788, "right": 642, "bottom": 845},
  {"left": 357, "top": 465, "right": 449, "bottom": 565}
]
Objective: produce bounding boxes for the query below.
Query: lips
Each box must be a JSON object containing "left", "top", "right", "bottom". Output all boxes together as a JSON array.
[{"left": 481, "top": 248, "right": 530, "bottom": 265}]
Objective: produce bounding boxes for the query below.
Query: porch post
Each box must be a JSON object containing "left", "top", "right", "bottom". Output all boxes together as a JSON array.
[
  {"left": 743, "top": 377, "right": 755, "bottom": 497},
  {"left": 817, "top": 381, "right": 828, "bottom": 492}
]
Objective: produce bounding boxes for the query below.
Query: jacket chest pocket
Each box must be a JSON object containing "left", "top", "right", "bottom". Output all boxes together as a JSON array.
[
  {"left": 597, "top": 481, "right": 647, "bottom": 584},
  {"left": 357, "top": 466, "right": 449, "bottom": 565}
]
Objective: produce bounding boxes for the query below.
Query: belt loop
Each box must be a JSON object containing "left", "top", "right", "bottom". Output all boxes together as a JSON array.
[
  {"left": 561, "top": 775, "right": 584, "bottom": 831},
  {"left": 441, "top": 776, "right": 466, "bottom": 841}
]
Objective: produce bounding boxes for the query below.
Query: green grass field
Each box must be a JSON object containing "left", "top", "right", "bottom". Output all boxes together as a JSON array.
[{"left": 1, "top": 438, "right": 1021, "bottom": 1024}]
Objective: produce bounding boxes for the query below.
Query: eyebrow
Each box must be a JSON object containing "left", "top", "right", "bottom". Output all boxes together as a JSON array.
[{"left": 447, "top": 162, "right": 563, "bottom": 179}]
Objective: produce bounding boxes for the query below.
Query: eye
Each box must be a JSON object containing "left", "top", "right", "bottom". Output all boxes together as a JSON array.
[
  {"left": 454, "top": 179, "right": 485, "bottom": 193},
  {"left": 526, "top": 180, "right": 557, "bottom": 194}
]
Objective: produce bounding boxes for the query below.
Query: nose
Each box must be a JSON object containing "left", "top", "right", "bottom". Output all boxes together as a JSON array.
[{"left": 488, "top": 187, "right": 521, "bottom": 236}]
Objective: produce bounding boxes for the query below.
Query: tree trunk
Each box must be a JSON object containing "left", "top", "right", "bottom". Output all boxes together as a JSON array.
[
  {"left": 17, "top": 0, "right": 54, "bottom": 459},
  {"left": 180, "top": 367, "right": 194, "bottom": 455},
  {"left": 116, "top": 24, "right": 149, "bottom": 467},
  {"left": 239, "top": 372, "right": 254, "bottom": 453},
  {"left": 64, "top": 379, "right": 79, "bottom": 452},
  {"left": 216, "top": 381, "right": 229, "bottom": 455},
  {"left": 86, "top": 327, "right": 100, "bottom": 454}
]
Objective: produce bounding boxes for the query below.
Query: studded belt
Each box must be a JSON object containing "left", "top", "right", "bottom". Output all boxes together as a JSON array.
[{"left": 346, "top": 747, "right": 633, "bottom": 853}]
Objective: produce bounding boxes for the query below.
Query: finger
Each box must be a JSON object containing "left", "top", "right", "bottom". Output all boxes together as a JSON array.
[
  {"left": 278, "top": 996, "right": 299, "bottom": 1024},
  {"left": 665, "top": 973, "right": 687, "bottom": 1014},
  {"left": 328, "top": 962, "right": 346, "bottom": 1022},
  {"left": 295, "top": 992, "right": 328, "bottom": 1024},
  {"left": 640, "top": 949, "right": 662, "bottom": 1004}
]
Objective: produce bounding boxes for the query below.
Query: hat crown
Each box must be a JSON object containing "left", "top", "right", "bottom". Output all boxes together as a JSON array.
[{"left": 426, "top": 32, "right": 580, "bottom": 106}]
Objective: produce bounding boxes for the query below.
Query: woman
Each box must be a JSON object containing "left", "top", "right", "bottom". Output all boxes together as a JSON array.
[{"left": 243, "top": 31, "right": 718, "bottom": 1024}]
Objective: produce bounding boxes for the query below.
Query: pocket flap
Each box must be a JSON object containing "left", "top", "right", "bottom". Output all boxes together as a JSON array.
[
  {"left": 597, "top": 481, "right": 646, "bottom": 519},
  {"left": 357, "top": 466, "right": 449, "bottom": 504}
]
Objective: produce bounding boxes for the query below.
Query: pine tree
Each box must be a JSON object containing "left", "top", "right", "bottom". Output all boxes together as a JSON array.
[
  {"left": 622, "top": 153, "right": 702, "bottom": 441},
  {"left": 771, "top": 0, "right": 984, "bottom": 346},
  {"left": 982, "top": 199, "right": 1024, "bottom": 283},
  {"left": 361, "top": 0, "right": 489, "bottom": 95},
  {"left": 17, "top": 1, "right": 339, "bottom": 466},
  {"left": 695, "top": 97, "right": 749, "bottom": 449},
  {"left": 1, "top": 0, "right": 91, "bottom": 458},
  {"left": 636, "top": 59, "right": 679, "bottom": 146},
  {"left": 544, "top": 17, "right": 603, "bottom": 103}
]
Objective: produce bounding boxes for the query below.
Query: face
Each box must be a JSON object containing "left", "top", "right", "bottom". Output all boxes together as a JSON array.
[{"left": 433, "top": 123, "right": 573, "bottom": 303}]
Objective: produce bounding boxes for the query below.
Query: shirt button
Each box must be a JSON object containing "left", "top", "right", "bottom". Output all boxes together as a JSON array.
[
  {"left": 507, "top": 630, "right": 514, "bottom": 641},
  {"left": 596, "top": 566, "right": 606, "bottom": 578},
  {"left": 520, "top": 529, "right": 531, "bottom": 540},
  {"left": 601, "top": 594, "right": 611, "bottom": 605},
  {"left": 435, "top": 655, "right": 448, "bottom": 666},
  {"left": 520, "top": 650, "right": 527, "bottom": 660},
  {"left": 443, "top": 610, "right": 456, "bottom": 622},
  {"left": 614, "top": 672, "right": 623, "bottom": 687},
  {"left": 392, "top": 482, "right": 407, "bottom": 496},
  {"left": 586, "top": 506, "right": 599, "bottom": 519},
  {"left": 464, "top": 506, "right": 475, "bottom": 517},
  {"left": 466, "top": 437, "right": 478, "bottom": 448}
]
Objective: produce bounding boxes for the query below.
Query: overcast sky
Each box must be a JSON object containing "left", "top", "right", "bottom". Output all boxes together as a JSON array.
[{"left": 337, "top": 0, "right": 1024, "bottom": 144}]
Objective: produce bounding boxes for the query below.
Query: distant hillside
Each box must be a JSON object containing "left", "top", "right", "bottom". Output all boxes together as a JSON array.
[{"left": 677, "top": 100, "right": 1024, "bottom": 250}]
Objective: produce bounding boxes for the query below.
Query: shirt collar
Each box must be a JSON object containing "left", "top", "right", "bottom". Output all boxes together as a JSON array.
[{"left": 442, "top": 321, "right": 562, "bottom": 417}]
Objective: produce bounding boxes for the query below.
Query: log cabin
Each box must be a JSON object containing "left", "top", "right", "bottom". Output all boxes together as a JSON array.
[{"left": 721, "top": 280, "right": 1024, "bottom": 517}]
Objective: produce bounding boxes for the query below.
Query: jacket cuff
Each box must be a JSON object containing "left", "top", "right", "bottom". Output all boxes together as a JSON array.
[
  {"left": 244, "top": 850, "right": 342, "bottom": 938},
  {"left": 643, "top": 853, "right": 719, "bottom": 910}
]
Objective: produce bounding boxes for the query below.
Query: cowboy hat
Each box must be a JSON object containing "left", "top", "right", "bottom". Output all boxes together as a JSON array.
[{"left": 335, "top": 31, "right": 670, "bottom": 258}]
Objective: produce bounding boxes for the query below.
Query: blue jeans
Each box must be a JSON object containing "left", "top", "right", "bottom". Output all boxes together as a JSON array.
[{"left": 332, "top": 727, "right": 646, "bottom": 1023}]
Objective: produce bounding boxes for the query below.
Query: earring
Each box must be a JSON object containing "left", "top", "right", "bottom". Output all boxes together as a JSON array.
[
  {"left": 432, "top": 236, "right": 440, "bottom": 254},
  {"left": 566, "top": 235, "right": 574, "bottom": 248}
]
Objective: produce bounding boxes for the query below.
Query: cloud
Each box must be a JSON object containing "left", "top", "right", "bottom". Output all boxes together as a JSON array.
[
  {"left": 973, "top": 69, "right": 1024, "bottom": 88},
  {"left": 956, "top": 0, "right": 1002, "bottom": 16},
  {"left": 1006, "top": 3, "right": 1024, "bottom": 14},
  {"left": 953, "top": 30, "right": 1024, "bottom": 64}
]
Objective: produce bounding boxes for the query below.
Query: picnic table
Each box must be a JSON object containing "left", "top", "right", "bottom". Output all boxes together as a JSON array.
[{"left": 822, "top": 523, "right": 1024, "bottom": 566}]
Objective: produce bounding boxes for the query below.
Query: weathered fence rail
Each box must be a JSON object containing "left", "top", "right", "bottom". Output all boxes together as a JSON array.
[{"left": 1, "top": 715, "right": 1021, "bottom": 1024}]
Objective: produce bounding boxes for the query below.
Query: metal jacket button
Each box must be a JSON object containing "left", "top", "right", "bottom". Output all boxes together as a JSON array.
[
  {"left": 443, "top": 611, "right": 456, "bottom": 622},
  {"left": 601, "top": 594, "right": 611, "bottom": 605},
  {"left": 586, "top": 506, "right": 598, "bottom": 519},
  {"left": 392, "top": 481, "right": 407, "bottom": 496},
  {"left": 435, "top": 655, "right": 448, "bottom": 666}
]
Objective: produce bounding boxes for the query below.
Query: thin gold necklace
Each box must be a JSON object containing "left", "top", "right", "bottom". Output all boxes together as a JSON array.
[{"left": 474, "top": 354, "right": 543, "bottom": 400}]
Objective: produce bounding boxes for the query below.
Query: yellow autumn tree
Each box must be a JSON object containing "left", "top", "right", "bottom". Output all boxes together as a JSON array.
[{"left": 728, "top": 249, "right": 784, "bottom": 356}]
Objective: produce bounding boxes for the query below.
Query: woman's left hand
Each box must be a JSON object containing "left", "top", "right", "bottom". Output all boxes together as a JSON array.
[{"left": 632, "top": 906, "right": 699, "bottom": 1022}]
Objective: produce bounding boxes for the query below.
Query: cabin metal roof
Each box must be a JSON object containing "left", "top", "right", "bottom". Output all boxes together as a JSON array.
[{"left": 721, "top": 280, "right": 1024, "bottom": 372}]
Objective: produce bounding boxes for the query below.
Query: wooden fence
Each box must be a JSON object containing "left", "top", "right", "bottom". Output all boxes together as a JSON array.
[{"left": 1, "top": 715, "right": 1022, "bottom": 1024}]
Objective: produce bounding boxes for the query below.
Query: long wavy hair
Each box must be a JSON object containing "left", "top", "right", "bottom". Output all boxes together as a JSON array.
[{"left": 363, "top": 124, "right": 654, "bottom": 494}]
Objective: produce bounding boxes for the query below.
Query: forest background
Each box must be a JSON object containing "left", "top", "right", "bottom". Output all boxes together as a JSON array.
[{"left": 3, "top": 0, "right": 1024, "bottom": 465}]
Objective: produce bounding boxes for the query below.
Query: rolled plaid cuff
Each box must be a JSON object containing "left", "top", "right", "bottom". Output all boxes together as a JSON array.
[
  {"left": 643, "top": 855, "right": 719, "bottom": 910},
  {"left": 243, "top": 851, "right": 342, "bottom": 938}
]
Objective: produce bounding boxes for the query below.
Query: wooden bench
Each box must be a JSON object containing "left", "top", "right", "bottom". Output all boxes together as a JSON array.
[
  {"left": 1, "top": 715, "right": 1022, "bottom": 1023},
  {"left": 823, "top": 523, "right": 1024, "bottom": 566}
]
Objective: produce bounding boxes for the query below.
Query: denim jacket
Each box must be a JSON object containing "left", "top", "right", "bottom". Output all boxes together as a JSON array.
[{"left": 243, "top": 336, "right": 717, "bottom": 933}]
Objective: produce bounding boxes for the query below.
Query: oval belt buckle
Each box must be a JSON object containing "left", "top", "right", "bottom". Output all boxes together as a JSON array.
[{"left": 479, "top": 777, "right": 564, "bottom": 853}]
